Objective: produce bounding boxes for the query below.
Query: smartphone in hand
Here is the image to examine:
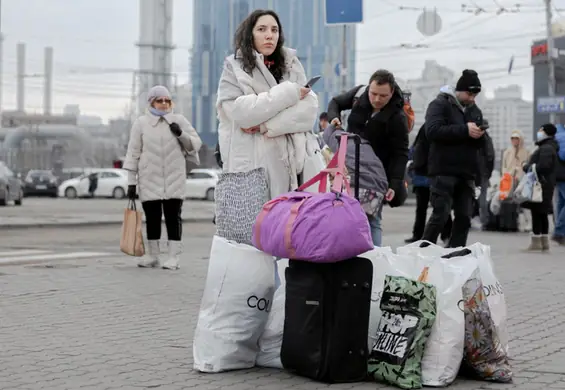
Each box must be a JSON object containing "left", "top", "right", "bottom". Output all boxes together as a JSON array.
[{"left": 305, "top": 75, "right": 321, "bottom": 88}]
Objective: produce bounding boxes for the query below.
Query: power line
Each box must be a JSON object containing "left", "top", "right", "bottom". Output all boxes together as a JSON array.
[
  {"left": 389, "top": 1, "right": 558, "bottom": 14},
  {"left": 357, "top": 27, "right": 544, "bottom": 57}
]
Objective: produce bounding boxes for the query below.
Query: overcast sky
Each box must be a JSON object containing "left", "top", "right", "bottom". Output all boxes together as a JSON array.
[{"left": 0, "top": 0, "right": 559, "bottom": 121}]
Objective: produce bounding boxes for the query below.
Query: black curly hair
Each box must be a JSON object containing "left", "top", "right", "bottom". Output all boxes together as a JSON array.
[{"left": 234, "top": 9, "right": 287, "bottom": 82}]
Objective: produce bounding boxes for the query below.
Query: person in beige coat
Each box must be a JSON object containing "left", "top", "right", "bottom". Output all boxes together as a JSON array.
[
  {"left": 502, "top": 129, "right": 531, "bottom": 231},
  {"left": 123, "top": 85, "right": 202, "bottom": 270},
  {"left": 502, "top": 130, "right": 530, "bottom": 180}
]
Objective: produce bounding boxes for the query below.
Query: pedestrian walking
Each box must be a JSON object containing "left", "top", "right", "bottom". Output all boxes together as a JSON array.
[
  {"left": 522, "top": 124, "right": 559, "bottom": 251},
  {"left": 123, "top": 85, "right": 202, "bottom": 269},
  {"left": 421, "top": 69, "right": 488, "bottom": 247},
  {"left": 405, "top": 125, "right": 452, "bottom": 244}
]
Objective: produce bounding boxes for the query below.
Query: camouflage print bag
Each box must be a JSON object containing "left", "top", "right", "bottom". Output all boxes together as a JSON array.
[
  {"left": 368, "top": 268, "right": 437, "bottom": 389},
  {"left": 460, "top": 269, "right": 513, "bottom": 383}
]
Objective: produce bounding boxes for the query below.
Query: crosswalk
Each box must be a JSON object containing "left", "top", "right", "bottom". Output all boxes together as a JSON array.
[{"left": 0, "top": 249, "right": 115, "bottom": 265}]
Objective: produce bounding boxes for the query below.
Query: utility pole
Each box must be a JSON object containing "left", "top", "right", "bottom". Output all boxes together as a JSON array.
[{"left": 545, "top": 0, "right": 557, "bottom": 123}]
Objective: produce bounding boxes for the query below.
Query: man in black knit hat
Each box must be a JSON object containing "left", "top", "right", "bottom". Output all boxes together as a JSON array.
[{"left": 421, "top": 69, "right": 488, "bottom": 247}]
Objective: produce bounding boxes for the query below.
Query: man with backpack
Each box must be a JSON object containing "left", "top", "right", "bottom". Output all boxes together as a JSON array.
[
  {"left": 406, "top": 124, "right": 452, "bottom": 244},
  {"left": 327, "top": 69, "right": 410, "bottom": 246},
  {"left": 552, "top": 124, "right": 565, "bottom": 245},
  {"left": 421, "top": 69, "right": 488, "bottom": 248}
]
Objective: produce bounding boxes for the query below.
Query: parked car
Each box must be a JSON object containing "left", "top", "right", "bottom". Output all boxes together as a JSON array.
[
  {"left": 23, "top": 170, "right": 59, "bottom": 197},
  {"left": 0, "top": 161, "right": 23, "bottom": 206},
  {"left": 58, "top": 168, "right": 129, "bottom": 199},
  {"left": 55, "top": 167, "right": 97, "bottom": 184},
  {"left": 185, "top": 169, "right": 219, "bottom": 201}
]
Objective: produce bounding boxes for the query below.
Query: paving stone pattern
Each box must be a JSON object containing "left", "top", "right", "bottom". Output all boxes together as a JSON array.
[{"left": 1, "top": 225, "right": 565, "bottom": 389}]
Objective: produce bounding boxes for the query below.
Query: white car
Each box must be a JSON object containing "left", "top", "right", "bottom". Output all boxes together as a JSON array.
[
  {"left": 58, "top": 168, "right": 129, "bottom": 199},
  {"left": 185, "top": 169, "right": 219, "bottom": 201}
]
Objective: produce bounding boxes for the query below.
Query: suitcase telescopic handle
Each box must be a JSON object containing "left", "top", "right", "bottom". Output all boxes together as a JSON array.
[{"left": 335, "top": 133, "right": 361, "bottom": 200}]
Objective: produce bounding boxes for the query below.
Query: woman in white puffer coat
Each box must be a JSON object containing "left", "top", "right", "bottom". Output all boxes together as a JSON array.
[
  {"left": 123, "top": 85, "right": 202, "bottom": 270},
  {"left": 216, "top": 9, "right": 319, "bottom": 199}
]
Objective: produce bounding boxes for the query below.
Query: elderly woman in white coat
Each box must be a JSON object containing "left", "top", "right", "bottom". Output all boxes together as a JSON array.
[
  {"left": 123, "top": 85, "right": 202, "bottom": 270},
  {"left": 216, "top": 9, "right": 319, "bottom": 199}
]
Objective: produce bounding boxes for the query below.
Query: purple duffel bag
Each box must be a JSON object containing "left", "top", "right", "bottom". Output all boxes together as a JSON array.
[{"left": 251, "top": 134, "right": 373, "bottom": 263}]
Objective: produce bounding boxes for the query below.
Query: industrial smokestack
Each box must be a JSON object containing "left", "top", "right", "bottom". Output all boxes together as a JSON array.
[
  {"left": 16, "top": 42, "right": 25, "bottom": 112},
  {"left": 44, "top": 46, "right": 53, "bottom": 115}
]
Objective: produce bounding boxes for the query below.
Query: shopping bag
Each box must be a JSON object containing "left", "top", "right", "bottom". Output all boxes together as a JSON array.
[
  {"left": 415, "top": 251, "right": 479, "bottom": 387},
  {"left": 460, "top": 268, "right": 513, "bottom": 383},
  {"left": 397, "top": 241, "right": 510, "bottom": 355},
  {"left": 366, "top": 246, "right": 478, "bottom": 387},
  {"left": 256, "top": 259, "right": 289, "bottom": 369},
  {"left": 498, "top": 173, "right": 514, "bottom": 201},
  {"left": 362, "top": 247, "right": 417, "bottom": 351},
  {"left": 193, "top": 235, "right": 276, "bottom": 372},
  {"left": 215, "top": 167, "right": 269, "bottom": 245},
  {"left": 119, "top": 200, "right": 145, "bottom": 257},
  {"left": 513, "top": 164, "right": 542, "bottom": 204},
  {"left": 465, "top": 243, "right": 510, "bottom": 354},
  {"left": 368, "top": 267, "right": 437, "bottom": 389}
]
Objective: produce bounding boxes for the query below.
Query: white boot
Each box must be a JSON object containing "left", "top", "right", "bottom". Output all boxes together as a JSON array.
[
  {"left": 137, "top": 240, "right": 160, "bottom": 268},
  {"left": 162, "top": 241, "right": 181, "bottom": 270}
]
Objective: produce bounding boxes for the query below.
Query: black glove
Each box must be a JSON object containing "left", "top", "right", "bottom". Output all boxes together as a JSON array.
[
  {"left": 387, "top": 179, "right": 407, "bottom": 208},
  {"left": 127, "top": 185, "right": 136, "bottom": 200},
  {"left": 169, "top": 122, "right": 182, "bottom": 137}
]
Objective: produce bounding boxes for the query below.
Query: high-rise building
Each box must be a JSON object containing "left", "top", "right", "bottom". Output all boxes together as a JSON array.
[
  {"left": 482, "top": 85, "right": 534, "bottom": 167},
  {"left": 137, "top": 0, "right": 175, "bottom": 115},
  {"left": 403, "top": 60, "right": 456, "bottom": 134},
  {"left": 191, "top": 0, "right": 357, "bottom": 146}
]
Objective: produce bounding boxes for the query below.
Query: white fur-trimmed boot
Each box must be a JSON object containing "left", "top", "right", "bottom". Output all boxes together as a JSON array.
[
  {"left": 138, "top": 240, "right": 160, "bottom": 268},
  {"left": 162, "top": 241, "right": 181, "bottom": 270}
]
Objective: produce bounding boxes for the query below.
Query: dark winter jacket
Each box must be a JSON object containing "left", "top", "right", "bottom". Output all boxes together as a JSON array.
[
  {"left": 477, "top": 131, "right": 495, "bottom": 184},
  {"left": 522, "top": 136, "right": 559, "bottom": 214},
  {"left": 412, "top": 124, "right": 430, "bottom": 177},
  {"left": 424, "top": 86, "right": 486, "bottom": 180},
  {"left": 327, "top": 84, "right": 409, "bottom": 207}
]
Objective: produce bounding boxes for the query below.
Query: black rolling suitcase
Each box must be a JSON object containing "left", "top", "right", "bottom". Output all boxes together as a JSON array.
[
  {"left": 498, "top": 199, "right": 519, "bottom": 232},
  {"left": 280, "top": 133, "right": 373, "bottom": 383}
]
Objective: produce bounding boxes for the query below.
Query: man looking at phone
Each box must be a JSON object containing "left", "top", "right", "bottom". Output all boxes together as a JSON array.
[
  {"left": 422, "top": 69, "right": 487, "bottom": 247},
  {"left": 327, "top": 69, "right": 409, "bottom": 246}
]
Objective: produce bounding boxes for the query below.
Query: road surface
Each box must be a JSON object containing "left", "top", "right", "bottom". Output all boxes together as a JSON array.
[
  {"left": 0, "top": 197, "right": 215, "bottom": 228},
  {"left": 1, "top": 207, "right": 565, "bottom": 389}
]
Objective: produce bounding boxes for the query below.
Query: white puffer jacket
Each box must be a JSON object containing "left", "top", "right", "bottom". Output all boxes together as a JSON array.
[
  {"left": 216, "top": 47, "right": 319, "bottom": 199},
  {"left": 123, "top": 112, "right": 202, "bottom": 202}
]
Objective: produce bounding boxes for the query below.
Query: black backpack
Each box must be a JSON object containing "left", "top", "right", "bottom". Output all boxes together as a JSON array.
[{"left": 411, "top": 124, "right": 429, "bottom": 176}]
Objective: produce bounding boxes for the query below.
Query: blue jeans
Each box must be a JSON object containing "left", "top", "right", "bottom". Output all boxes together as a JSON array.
[
  {"left": 555, "top": 182, "right": 565, "bottom": 237},
  {"left": 368, "top": 215, "right": 382, "bottom": 247}
]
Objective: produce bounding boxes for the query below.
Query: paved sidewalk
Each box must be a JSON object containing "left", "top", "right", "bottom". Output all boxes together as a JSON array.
[
  {"left": 0, "top": 198, "right": 214, "bottom": 229},
  {"left": 1, "top": 221, "right": 565, "bottom": 389}
]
